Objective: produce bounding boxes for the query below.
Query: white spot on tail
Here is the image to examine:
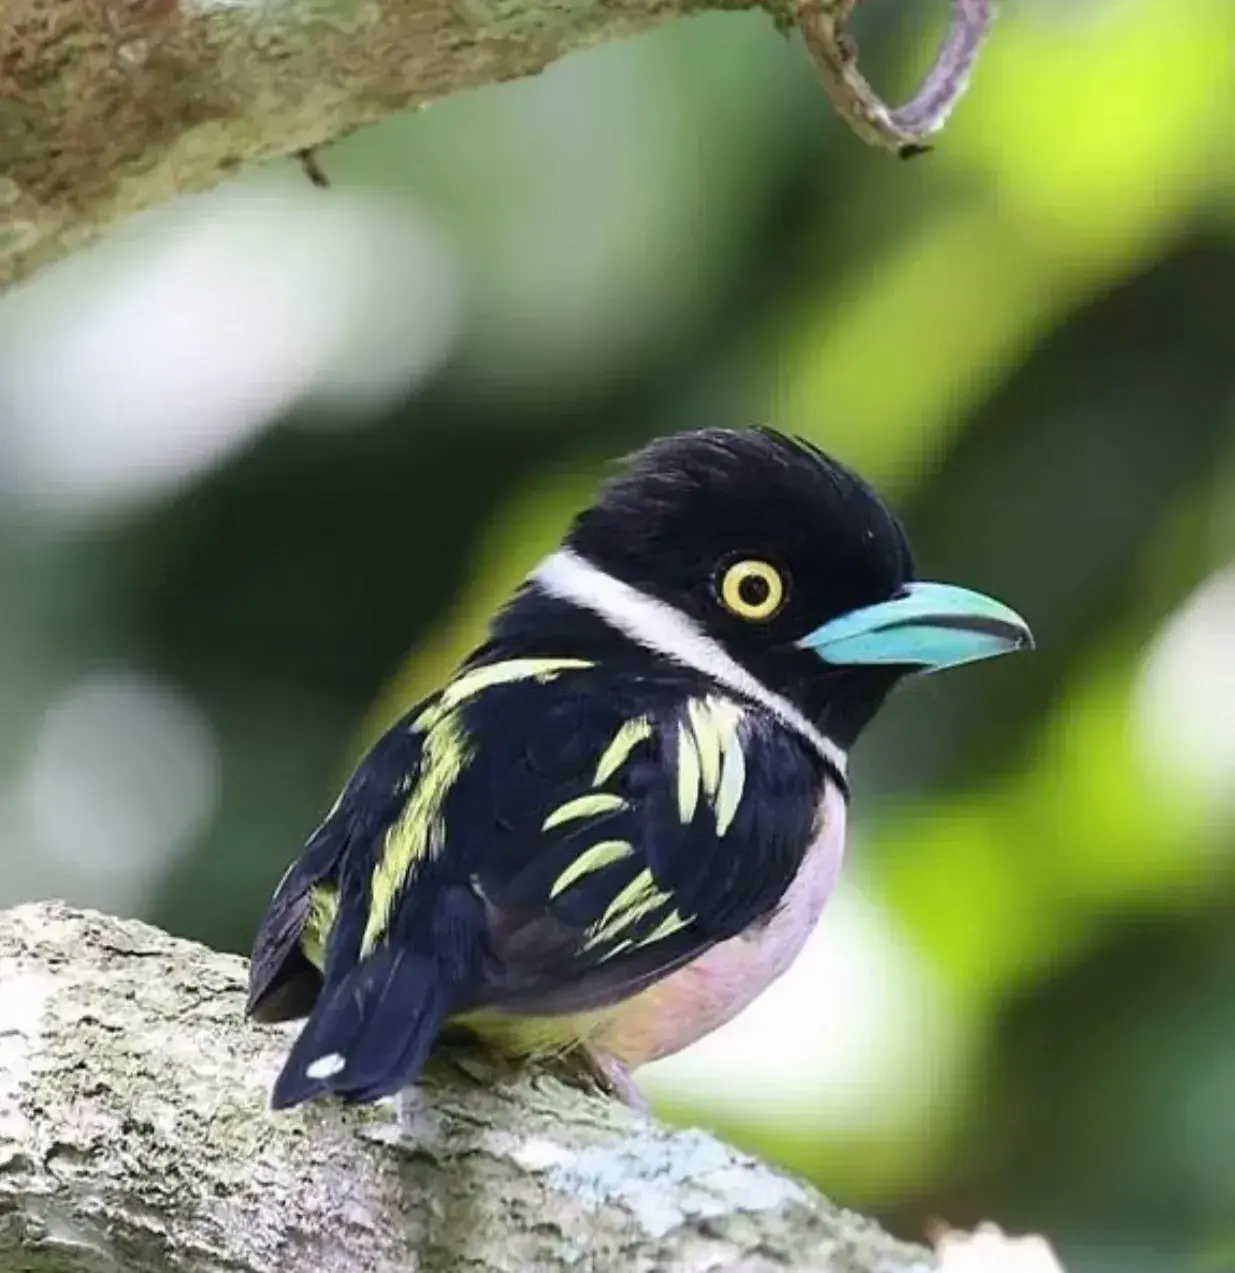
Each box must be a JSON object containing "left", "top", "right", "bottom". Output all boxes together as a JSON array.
[{"left": 306, "top": 1052, "right": 346, "bottom": 1080}]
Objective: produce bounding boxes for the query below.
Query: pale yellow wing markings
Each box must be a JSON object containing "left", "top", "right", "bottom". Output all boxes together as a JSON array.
[
  {"left": 549, "top": 839, "right": 635, "bottom": 899},
  {"left": 635, "top": 908, "right": 691, "bottom": 949},
  {"left": 676, "top": 724, "right": 701, "bottom": 824},
  {"left": 434, "top": 658, "right": 594, "bottom": 716},
  {"left": 540, "top": 715, "right": 653, "bottom": 902},
  {"left": 362, "top": 658, "right": 594, "bottom": 955},
  {"left": 593, "top": 716, "right": 653, "bottom": 788},
  {"left": 687, "top": 698, "right": 723, "bottom": 796},
  {"left": 571, "top": 697, "right": 750, "bottom": 957},
  {"left": 363, "top": 709, "right": 472, "bottom": 955},
  {"left": 585, "top": 867, "right": 674, "bottom": 950},
  {"left": 301, "top": 884, "right": 339, "bottom": 970},
  {"left": 705, "top": 697, "right": 744, "bottom": 754},
  {"left": 542, "top": 792, "right": 628, "bottom": 831},
  {"left": 714, "top": 729, "right": 746, "bottom": 837},
  {"left": 679, "top": 695, "right": 747, "bottom": 836},
  {"left": 596, "top": 867, "right": 658, "bottom": 928}
]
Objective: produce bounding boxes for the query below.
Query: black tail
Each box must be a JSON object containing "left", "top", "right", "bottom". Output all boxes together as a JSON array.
[
  {"left": 269, "top": 887, "right": 484, "bottom": 1109},
  {"left": 270, "top": 948, "right": 450, "bottom": 1107}
]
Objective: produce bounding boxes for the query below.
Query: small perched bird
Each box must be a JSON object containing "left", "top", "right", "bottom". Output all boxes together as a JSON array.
[{"left": 247, "top": 427, "right": 1031, "bottom": 1112}]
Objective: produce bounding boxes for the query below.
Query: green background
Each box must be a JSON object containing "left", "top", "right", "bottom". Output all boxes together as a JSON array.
[{"left": 1, "top": 1, "right": 1233, "bottom": 1268}]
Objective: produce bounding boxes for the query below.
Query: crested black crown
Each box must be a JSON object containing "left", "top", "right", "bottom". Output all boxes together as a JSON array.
[{"left": 568, "top": 426, "right": 915, "bottom": 629}]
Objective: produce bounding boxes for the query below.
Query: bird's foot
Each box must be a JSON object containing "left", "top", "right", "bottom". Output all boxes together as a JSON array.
[
  {"left": 434, "top": 1027, "right": 525, "bottom": 1087},
  {"left": 569, "top": 1046, "right": 650, "bottom": 1115},
  {"left": 394, "top": 1085, "right": 437, "bottom": 1139}
]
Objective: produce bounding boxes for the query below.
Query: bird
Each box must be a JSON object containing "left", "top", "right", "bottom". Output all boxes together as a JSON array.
[{"left": 246, "top": 426, "right": 1032, "bottom": 1114}]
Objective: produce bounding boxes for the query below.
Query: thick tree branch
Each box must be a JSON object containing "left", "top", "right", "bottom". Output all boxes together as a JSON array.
[
  {"left": 0, "top": 0, "right": 995, "bottom": 289},
  {"left": 0, "top": 901, "right": 936, "bottom": 1273},
  {"left": 0, "top": 0, "right": 735, "bottom": 289}
]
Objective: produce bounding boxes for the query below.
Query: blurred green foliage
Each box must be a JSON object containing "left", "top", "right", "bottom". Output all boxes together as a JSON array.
[{"left": 2, "top": 1, "right": 1235, "bottom": 1269}]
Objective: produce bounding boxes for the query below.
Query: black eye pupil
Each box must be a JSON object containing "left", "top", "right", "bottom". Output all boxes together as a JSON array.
[{"left": 738, "top": 574, "right": 770, "bottom": 607}]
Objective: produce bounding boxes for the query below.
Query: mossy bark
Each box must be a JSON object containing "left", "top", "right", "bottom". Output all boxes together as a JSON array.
[
  {"left": 0, "top": 902, "right": 934, "bottom": 1273},
  {"left": 0, "top": 0, "right": 779, "bottom": 288},
  {"left": 0, "top": 0, "right": 997, "bottom": 289}
]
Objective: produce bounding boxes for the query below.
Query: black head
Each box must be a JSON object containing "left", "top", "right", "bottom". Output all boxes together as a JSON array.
[
  {"left": 565, "top": 428, "right": 918, "bottom": 745},
  {"left": 573, "top": 428, "right": 911, "bottom": 618},
  {"left": 500, "top": 427, "right": 1032, "bottom": 751}
]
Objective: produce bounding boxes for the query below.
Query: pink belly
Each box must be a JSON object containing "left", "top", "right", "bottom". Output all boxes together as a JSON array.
[{"left": 593, "top": 784, "right": 847, "bottom": 1068}]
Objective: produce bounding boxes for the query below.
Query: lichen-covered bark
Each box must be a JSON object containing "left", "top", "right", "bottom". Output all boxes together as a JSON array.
[
  {"left": 0, "top": 0, "right": 769, "bottom": 288},
  {"left": 0, "top": 902, "right": 934, "bottom": 1273},
  {"left": 1, "top": 0, "right": 998, "bottom": 290}
]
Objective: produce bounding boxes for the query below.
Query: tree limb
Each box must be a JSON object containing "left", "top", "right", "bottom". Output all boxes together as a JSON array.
[
  {"left": 0, "top": 0, "right": 995, "bottom": 290},
  {"left": 0, "top": 901, "right": 935, "bottom": 1272},
  {"left": 0, "top": 0, "right": 733, "bottom": 290}
]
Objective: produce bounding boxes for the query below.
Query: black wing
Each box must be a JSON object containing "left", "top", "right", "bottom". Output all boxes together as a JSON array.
[
  {"left": 250, "top": 662, "right": 825, "bottom": 1108},
  {"left": 455, "top": 674, "right": 825, "bottom": 1018},
  {"left": 245, "top": 698, "right": 434, "bottom": 1023}
]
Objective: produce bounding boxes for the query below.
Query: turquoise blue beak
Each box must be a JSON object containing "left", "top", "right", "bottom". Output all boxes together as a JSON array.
[{"left": 796, "top": 581, "right": 1033, "bottom": 672}]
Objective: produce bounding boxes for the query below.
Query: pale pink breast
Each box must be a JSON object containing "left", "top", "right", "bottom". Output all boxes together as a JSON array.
[{"left": 592, "top": 782, "right": 847, "bottom": 1068}]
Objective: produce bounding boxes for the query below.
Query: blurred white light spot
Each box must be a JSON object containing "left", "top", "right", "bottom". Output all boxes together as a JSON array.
[
  {"left": 0, "top": 183, "right": 461, "bottom": 514},
  {"left": 23, "top": 671, "right": 220, "bottom": 876},
  {"left": 935, "top": 1224, "right": 1067, "bottom": 1273},
  {"left": 1135, "top": 565, "right": 1235, "bottom": 815},
  {"left": 512, "top": 1138, "right": 572, "bottom": 1171},
  {"left": 641, "top": 877, "right": 960, "bottom": 1134}
]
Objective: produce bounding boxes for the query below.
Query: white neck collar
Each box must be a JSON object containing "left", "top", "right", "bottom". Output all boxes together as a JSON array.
[{"left": 532, "top": 548, "right": 848, "bottom": 779}]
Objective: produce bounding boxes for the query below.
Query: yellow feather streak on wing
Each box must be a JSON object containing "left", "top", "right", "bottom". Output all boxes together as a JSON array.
[
  {"left": 714, "top": 727, "right": 747, "bottom": 837},
  {"left": 635, "top": 908, "right": 691, "bottom": 949},
  {"left": 586, "top": 867, "right": 673, "bottom": 950},
  {"left": 683, "top": 696, "right": 746, "bottom": 834},
  {"left": 362, "top": 709, "right": 472, "bottom": 955},
  {"left": 301, "top": 883, "right": 339, "bottom": 970},
  {"left": 596, "top": 868, "right": 658, "bottom": 929},
  {"left": 707, "top": 697, "right": 745, "bottom": 750},
  {"left": 549, "top": 839, "right": 635, "bottom": 898},
  {"left": 542, "top": 792, "right": 628, "bottom": 831},
  {"left": 593, "top": 716, "right": 653, "bottom": 787},
  {"left": 687, "top": 698, "right": 723, "bottom": 797},
  {"left": 360, "top": 659, "right": 594, "bottom": 957},
  {"left": 436, "top": 657, "right": 594, "bottom": 713},
  {"left": 676, "top": 725, "right": 701, "bottom": 824}
]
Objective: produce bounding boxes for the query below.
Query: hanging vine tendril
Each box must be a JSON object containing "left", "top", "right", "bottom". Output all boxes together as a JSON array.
[{"left": 797, "top": 0, "right": 997, "bottom": 156}]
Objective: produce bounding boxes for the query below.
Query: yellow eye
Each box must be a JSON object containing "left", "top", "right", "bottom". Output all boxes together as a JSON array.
[{"left": 719, "top": 559, "right": 785, "bottom": 621}]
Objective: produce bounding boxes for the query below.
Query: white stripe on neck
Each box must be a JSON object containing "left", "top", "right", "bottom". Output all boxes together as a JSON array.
[{"left": 532, "top": 548, "right": 847, "bottom": 778}]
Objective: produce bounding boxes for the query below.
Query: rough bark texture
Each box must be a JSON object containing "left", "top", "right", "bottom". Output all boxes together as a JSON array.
[
  {"left": 1, "top": 0, "right": 999, "bottom": 289},
  {"left": 0, "top": 901, "right": 935, "bottom": 1273},
  {"left": 0, "top": 0, "right": 772, "bottom": 288}
]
